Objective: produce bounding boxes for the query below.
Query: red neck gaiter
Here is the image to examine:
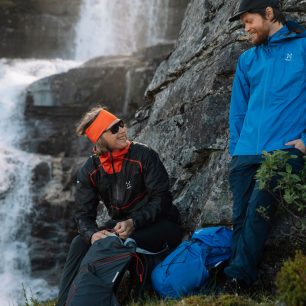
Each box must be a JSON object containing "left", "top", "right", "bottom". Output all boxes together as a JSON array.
[{"left": 99, "top": 141, "right": 131, "bottom": 174}]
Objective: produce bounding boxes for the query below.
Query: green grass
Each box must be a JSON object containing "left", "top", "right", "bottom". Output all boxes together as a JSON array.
[
  {"left": 23, "top": 298, "right": 56, "bottom": 306},
  {"left": 130, "top": 294, "right": 275, "bottom": 306},
  {"left": 22, "top": 294, "right": 276, "bottom": 306}
]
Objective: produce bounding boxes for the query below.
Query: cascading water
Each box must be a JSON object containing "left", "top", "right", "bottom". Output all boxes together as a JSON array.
[
  {"left": 0, "top": 59, "right": 79, "bottom": 305},
  {"left": 74, "top": 0, "right": 171, "bottom": 60}
]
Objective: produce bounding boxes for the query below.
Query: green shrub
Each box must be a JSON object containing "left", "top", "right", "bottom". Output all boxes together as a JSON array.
[
  {"left": 256, "top": 150, "right": 306, "bottom": 244},
  {"left": 276, "top": 251, "right": 306, "bottom": 306}
]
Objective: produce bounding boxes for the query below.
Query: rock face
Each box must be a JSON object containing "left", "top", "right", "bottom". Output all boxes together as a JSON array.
[
  {"left": 130, "top": 0, "right": 247, "bottom": 230},
  {"left": 0, "top": 0, "right": 82, "bottom": 58}
]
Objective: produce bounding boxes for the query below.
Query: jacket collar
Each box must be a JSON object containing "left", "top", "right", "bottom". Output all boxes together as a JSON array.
[
  {"left": 99, "top": 141, "right": 132, "bottom": 174},
  {"left": 267, "top": 22, "right": 306, "bottom": 45}
]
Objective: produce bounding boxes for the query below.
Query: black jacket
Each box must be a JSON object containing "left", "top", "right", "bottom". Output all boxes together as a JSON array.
[{"left": 75, "top": 142, "right": 180, "bottom": 242}]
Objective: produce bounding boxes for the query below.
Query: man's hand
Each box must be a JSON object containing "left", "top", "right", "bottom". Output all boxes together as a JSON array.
[
  {"left": 114, "top": 219, "right": 134, "bottom": 239},
  {"left": 91, "top": 230, "right": 112, "bottom": 244},
  {"left": 285, "top": 139, "right": 306, "bottom": 154}
]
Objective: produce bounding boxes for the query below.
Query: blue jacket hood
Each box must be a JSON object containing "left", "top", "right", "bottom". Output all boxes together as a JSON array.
[{"left": 266, "top": 22, "right": 306, "bottom": 45}]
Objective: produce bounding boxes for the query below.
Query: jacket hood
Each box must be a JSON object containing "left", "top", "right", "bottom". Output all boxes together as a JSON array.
[{"left": 267, "top": 22, "right": 306, "bottom": 45}]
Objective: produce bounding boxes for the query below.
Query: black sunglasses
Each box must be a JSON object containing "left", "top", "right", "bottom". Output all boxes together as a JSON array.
[{"left": 106, "top": 120, "right": 125, "bottom": 134}]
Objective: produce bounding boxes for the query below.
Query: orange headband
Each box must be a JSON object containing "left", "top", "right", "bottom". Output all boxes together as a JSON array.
[{"left": 85, "top": 109, "right": 118, "bottom": 143}]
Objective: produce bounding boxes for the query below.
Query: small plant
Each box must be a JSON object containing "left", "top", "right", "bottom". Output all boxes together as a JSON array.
[
  {"left": 276, "top": 251, "right": 306, "bottom": 306},
  {"left": 256, "top": 150, "right": 306, "bottom": 243},
  {"left": 23, "top": 298, "right": 56, "bottom": 306},
  {"left": 22, "top": 286, "right": 56, "bottom": 306}
]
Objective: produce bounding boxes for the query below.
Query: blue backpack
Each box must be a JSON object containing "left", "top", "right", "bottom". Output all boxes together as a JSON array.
[{"left": 151, "top": 226, "right": 232, "bottom": 298}]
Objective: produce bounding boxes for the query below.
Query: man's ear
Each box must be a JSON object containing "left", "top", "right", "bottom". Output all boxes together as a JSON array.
[{"left": 265, "top": 6, "right": 274, "bottom": 21}]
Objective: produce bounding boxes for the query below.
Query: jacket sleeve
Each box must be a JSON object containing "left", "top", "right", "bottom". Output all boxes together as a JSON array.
[
  {"left": 129, "top": 148, "right": 172, "bottom": 229},
  {"left": 229, "top": 54, "right": 250, "bottom": 156},
  {"left": 74, "top": 159, "right": 99, "bottom": 243}
]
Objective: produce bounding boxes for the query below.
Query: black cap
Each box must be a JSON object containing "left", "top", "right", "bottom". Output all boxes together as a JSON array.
[{"left": 229, "top": 0, "right": 279, "bottom": 22}]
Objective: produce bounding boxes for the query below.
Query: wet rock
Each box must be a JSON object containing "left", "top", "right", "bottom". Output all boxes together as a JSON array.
[
  {"left": 0, "top": 0, "right": 82, "bottom": 58},
  {"left": 0, "top": 150, "right": 17, "bottom": 198},
  {"left": 28, "top": 156, "right": 80, "bottom": 282},
  {"left": 32, "top": 161, "right": 51, "bottom": 187}
]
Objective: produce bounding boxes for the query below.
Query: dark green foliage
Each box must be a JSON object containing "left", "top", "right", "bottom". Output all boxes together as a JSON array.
[
  {"left": 256, "top": 151, "right": 306, "bottom": 243},
  {"left": 276, "top": 251, "right": 306, "bottom": 306}
]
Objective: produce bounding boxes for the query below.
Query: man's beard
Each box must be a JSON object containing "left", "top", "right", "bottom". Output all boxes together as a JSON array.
[{"left": 249, "top": 30, "right": 269, "bottom": 45}]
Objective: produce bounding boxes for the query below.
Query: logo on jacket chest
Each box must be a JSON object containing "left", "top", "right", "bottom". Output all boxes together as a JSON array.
[
  {"left": 126, "top": 180, "right": 132, "bottom": 190},
  {"left": 284, "top": 52, "right": 293, "bottom": 62}
]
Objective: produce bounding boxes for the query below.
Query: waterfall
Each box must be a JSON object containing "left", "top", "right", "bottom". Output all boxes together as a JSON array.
[
  {"left": 123, "top": 70, "right": 132, "bottom": 115},
  {"left": 0, "top": 59, "right": 79, "bottom": 305},
  {"left": 74, "top": 0, "right": 171, "bottom": 60}
]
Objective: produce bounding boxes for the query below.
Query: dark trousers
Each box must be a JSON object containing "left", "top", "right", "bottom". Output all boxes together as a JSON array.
[
  {"left": 224, "top": 149, "right": 304, "bottom": 285},
  {"left": 56, "top": 219, "right": 181, "bottom": 306}
]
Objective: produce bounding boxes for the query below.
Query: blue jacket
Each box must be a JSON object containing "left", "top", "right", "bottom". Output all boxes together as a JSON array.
[{"left": 229, "top": 22, "right": 306, "bottom": 156}]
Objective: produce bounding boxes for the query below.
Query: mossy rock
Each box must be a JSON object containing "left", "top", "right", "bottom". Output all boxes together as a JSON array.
[{"left": 276, "top": 251, "right": 306, "bottom": 306}]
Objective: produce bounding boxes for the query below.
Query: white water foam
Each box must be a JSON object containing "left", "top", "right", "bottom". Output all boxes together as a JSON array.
[
  {"left": 74, "top": 0, "right": 172, "bottom": 60},
  {"left": 0, "top": 59, "right": 79, "bottom": 306}
]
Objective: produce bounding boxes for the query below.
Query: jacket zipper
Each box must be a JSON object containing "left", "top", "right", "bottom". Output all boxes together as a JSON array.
[
  {"left": 109, "top": 152, "right": 120, "bottom": 210},
  {"left": 258, "top": 44, "right": 272, "bottom": 154},
  {"left": 110, "top": 152, "right": 115, "bottom": 174}
]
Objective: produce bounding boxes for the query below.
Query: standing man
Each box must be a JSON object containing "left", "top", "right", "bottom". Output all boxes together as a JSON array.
[{"left": 224, "top": 0, "right": 306, "bottom": 290}]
